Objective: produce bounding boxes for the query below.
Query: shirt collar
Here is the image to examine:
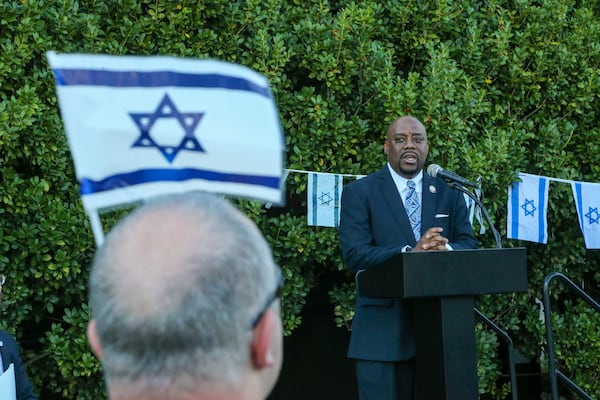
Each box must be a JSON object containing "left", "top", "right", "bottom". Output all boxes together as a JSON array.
[{"left": 387, "top": 163, "right": 423, "bottom": 192}]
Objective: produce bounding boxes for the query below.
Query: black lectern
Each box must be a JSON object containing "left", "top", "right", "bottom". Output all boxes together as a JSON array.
[{"left": 356, "top": 248, "right": 527, "bottom": 400}]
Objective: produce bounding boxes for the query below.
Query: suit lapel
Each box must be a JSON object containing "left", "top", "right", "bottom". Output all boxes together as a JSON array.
[{"left": 421, "top": 173, "right": 437, "bottom": 232}]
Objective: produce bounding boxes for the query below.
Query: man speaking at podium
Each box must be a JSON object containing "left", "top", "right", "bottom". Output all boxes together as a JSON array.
[{"left": 339, "top": 116, "right": 478, "bottom": 400}]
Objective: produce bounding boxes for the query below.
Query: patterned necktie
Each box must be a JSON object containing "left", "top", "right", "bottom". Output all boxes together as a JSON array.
[{"left": 405, "top": 180, "right": 421, "bottom": 241}]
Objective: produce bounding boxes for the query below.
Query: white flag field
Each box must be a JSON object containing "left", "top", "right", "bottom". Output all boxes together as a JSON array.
[{"left": 47, "top": 52, "right": 285, "bottom": 216}]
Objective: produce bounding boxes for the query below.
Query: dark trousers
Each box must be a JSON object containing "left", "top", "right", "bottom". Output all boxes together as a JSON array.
[{"left": 355, "top": 359, "right": 414, "bottom": 400}]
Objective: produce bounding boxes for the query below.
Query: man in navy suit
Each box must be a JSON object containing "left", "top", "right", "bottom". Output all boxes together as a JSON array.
[{"left": 339, "top": 116, "right": 478, "bottom": 400}]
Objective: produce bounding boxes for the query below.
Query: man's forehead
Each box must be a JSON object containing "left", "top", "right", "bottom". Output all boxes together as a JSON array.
[{"left": 389, "top": 119, "right": 426, "bottom": 135}]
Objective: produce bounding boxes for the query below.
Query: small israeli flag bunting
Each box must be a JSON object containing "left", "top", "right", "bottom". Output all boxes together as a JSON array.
[
  {"left": 307, "top": 172, "right": 343, "bottom": 227},
  {"left": 464, "top": 190, "right": 485, "bottom": 234},
  {"left": 571, "top": 181, "right": 600, "bottom": 249},
  {"left": 507, "top": 173, "right": 550, "bottom": 243}
]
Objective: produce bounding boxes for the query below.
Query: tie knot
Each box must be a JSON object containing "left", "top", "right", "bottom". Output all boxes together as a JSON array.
[{"left": 407, "top": 180, "right": 415, "bottom": 189}]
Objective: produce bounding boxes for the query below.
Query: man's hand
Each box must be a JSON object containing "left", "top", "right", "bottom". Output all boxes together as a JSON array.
[{"left": 414, "top": 227, "right": 449, "bottom": 251}]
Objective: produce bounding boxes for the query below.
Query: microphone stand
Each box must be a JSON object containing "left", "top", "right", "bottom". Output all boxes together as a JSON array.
[{"left": 448, "top": 182, "right": 503, "bottom": 249}]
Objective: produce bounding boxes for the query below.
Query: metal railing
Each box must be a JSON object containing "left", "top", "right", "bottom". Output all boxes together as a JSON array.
[
  {"left": 543, "top": 272, "right": 600, "bottom": 400},
  {"left": 475, "top": 307, "right": 519, "bottom": 400}
]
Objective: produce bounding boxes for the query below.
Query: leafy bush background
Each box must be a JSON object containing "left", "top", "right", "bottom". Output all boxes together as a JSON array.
[{"left": 1, "top": 0, "right": 600, "bottom": 398}]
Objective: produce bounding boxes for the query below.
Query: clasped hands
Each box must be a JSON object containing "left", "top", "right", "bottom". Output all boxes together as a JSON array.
[{"left": 413, "top": 227, "right": 449, "bottom": 251}]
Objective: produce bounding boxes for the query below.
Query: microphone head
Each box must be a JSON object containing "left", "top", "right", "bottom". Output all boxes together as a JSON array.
[{"left": 427, "top": 164, "right": 442, "bottom": 177}]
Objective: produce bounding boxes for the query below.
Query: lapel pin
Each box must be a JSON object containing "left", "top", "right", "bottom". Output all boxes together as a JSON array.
[{"left": 429, "top": 185, "right": 436, "bottom": 193}]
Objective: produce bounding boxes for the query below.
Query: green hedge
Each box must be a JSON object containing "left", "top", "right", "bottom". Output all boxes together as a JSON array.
[{"left": 1, "top": 0, "right": 600, "bottom": 398}]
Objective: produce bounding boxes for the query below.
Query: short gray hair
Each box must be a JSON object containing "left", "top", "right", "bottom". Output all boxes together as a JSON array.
[{"left": 88, "top": 192, "right": 279, "bottom": 395}]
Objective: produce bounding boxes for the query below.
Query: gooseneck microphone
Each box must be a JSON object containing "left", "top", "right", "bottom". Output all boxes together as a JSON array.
[
  {"left": 427, "top": 164, "right": 480, "bottom": 189},
  {"left": 427, "top": 163, "right": 502, "bottom": 247}
]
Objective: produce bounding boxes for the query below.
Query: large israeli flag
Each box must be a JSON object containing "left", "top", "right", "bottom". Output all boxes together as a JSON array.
[
  {"left": 307, "top": 172, "right": 343, "bottom": 227},
  {"left": 571, "top": 181, "right": 600, "bottom": 249},
  {"left": 507, "top": 173, "right": 550, "bottom": 243},
  {"left": 47, "top": 52, "right": 284, "bottom": 212}
]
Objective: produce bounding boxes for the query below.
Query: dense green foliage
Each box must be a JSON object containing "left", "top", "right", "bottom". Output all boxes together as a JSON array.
[{"left": 1, "top": 0, "right": 600, "bottom": 398}]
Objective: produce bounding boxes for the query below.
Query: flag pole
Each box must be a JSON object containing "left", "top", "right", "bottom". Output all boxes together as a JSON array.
[{"left": 88, "top": 209, "right": 105, "bottom": 247}]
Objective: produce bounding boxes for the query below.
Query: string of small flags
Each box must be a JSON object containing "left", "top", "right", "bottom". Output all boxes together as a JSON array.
[{"left": 281, "top": 170, "right": 600, "bottom": 250}]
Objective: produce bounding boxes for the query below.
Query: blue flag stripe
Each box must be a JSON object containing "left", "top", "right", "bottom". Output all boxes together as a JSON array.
[
  {"left": 79, "top": 168, "right": 280, "bottom": 195},
  {"left": 311, "top": 173, "right": 318, "bottom": 226},
  {"left": 334, "top": 174, "right": 340, "bottom": 227},
  {"left": 575, "top": 182, "right": 584, "bottom": 229},
  {"left": 51, "top": 69, "right": 271, "bottom": 98},
  {"left": 510, "top": 182, "right": 520, "bottom": 238},
  {"left": 538, "top": 178, "right": 547, "bottom": 242}
]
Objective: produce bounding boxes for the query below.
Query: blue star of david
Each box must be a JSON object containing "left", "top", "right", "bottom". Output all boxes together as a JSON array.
[
  {"left": 318, "top": 191, "right": 333, "bottom": 206},
  {"left": 129, "top": 94, "right": 205, "bottom": 163},
  {"left": 585, "top": 207, "right": 600, "bottom": 225},
  {"left": 521, "top": 198, "right": 536, "bottom": 217}
]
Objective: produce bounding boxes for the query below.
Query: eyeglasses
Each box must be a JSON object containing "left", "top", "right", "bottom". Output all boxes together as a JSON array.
[{"left": 250, "top": 270, "right": 284, "bottom": 329}]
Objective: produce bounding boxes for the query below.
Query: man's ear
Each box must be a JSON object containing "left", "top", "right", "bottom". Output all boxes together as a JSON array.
[
  {"left": 87, "top": 319, "right": 104, "bottom": 360},
  {"left": 250, "top": 308, "right": 276, "bottom": 369},
  {"left": 383, "top": 139, "right": 389, "bottom": 155}
]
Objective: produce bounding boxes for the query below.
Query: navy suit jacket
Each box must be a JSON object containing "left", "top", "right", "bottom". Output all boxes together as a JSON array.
[
  {"left": 339, "top": 166, "right": 478, "bottom": 361},
  {"left": 0, "top": 330, "right": 38, "bottom": 400}
]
